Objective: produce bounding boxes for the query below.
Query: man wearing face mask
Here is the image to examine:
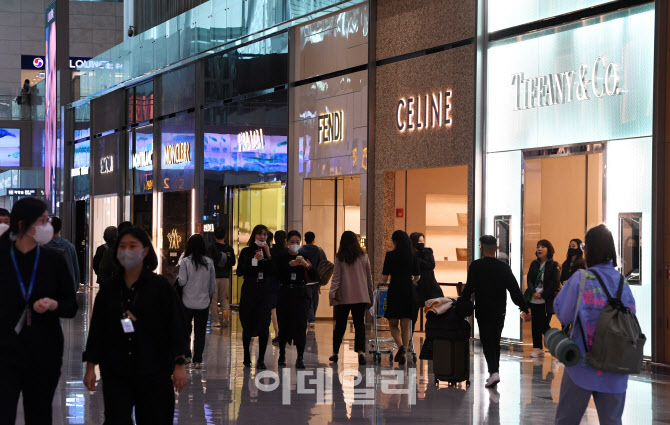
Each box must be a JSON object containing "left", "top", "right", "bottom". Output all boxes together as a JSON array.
[
  {"left": 0, "top": 208, "right": 10, "bottom": 236},
  {"left": 44, "top": 216, "right": 81, "bottom": 292},
  {"left": 0, "top": 197, "right": 78, "bottom": 424}
]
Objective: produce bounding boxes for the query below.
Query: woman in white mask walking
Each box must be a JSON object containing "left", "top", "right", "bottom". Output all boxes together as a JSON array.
[
  {"left": 0, "top": 197, "right": 78, "bottom": 424},
  {"left": 83, "top": 227, "right": 188, "bottom": 424}
]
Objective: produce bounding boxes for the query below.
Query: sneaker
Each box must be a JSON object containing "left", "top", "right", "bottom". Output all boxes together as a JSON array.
[
  {"left": 211, "top": 322, "right": 222, "bottom": 328},
  {"left": 194, "top": 362, "right": 202, "bottom": 369},
  {"left": 296, "top": 358, "right": 305, "bottom": 369},
  {"left": 485, "top": 372, "right": 500, "bottom": 388},
  {"left": 278, "top": 354, "right": 286, "bottom": 367},
  {"left": 530, "top": 348, "right": 545, "bottom": 358},
  {"left": 358, "top": 353, "right": 366, "bottom": 365},
  {"left": 329, "top": 354, "right": 339, "bottom": 363}
]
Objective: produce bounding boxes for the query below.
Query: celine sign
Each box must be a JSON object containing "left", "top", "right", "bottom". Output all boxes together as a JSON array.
[
  {"left": 238, "top": 129, "right": 265, "bottom": 152},
  {"left": 133, "top": 150, "right": 153, "bottom": 169},
  {"left": 512, "top": 56, "right": 621, "bottom": 111},
  {"left": 318, "top": 110, "right": 344, "bottom": 144},
  {"left": 397, "top": 91, "right": 452, "bottom": 132},
  {"left": 100, "top": 156, "right": 114, "bottom": 174},
  {"left": 164, "top": 143, "right": 191, "bottom": 165}
]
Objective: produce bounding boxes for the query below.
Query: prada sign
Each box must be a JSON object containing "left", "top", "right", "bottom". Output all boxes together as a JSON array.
[
  {"left": 512, "top": 56, "right": 621, "bottom": 111},
  {"left": 397, "top": 91, "right": 452, "bottom": 132},
  {"left": 238, "top": 129, "right": 265, "bottom": 152}
]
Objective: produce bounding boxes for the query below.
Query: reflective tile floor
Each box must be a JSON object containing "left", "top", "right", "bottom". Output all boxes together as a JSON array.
[{"left": 16, "top": 290, "right": 670, "bottom": 424}]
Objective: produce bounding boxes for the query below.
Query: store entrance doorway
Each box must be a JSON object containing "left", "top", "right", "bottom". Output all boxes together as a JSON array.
[
  {"left": 302, "top": 176, "right": 362, "bottom": 319},
  {"left": 133, "top": 194, "right": 152, "bottom": 236},
  {"left": 522, "top": 148, "right": 604, "bottom": 345}
]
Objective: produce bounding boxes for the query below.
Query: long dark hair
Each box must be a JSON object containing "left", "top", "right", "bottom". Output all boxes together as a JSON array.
[
  {"left": 391, "top": 230, "right": 414, "bottom": 265},
  {"left": 247, "top": 224, "right": 269, "bottom": 247},
  {"left": 113, "top": 227, "right": 159, "bottom": 271},
  {"left": 185, "top": 234, "right": 208, "bottom": 270},
  {"left": 9, "top": 197, "right": 47, "bottom": 238},
  {"left": 563, "top": 238, "right": 583, "bottom": 265},
  {"left": 337, "top": 231, "right": 365, "bottom": 265},
  {"left": 584, "top": 224, "right": 617, "bottom": 267},
  {"left": 409, "top": 232, "right": 424, "bottom": 251}
]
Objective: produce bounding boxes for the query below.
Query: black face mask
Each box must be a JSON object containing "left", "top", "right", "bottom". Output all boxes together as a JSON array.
[
  {"left": 567, "top": 248, "right": 580, "bottom": 258},
  {"left": 416, "top": 243, "right": 425, "bottom": 251}
]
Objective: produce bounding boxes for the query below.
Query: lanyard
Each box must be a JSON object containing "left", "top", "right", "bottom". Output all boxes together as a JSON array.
[
  {"left": 535, "top": 263, "right": 546, "bottom": 286},
  {"left": 10, "top": 246, "right": 40, "bottom": 303}
]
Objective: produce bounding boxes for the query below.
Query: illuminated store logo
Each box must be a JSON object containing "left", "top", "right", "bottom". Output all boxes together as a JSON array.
[
  {"left": 512, "top": 56, "right": 621, "bottom": 111},
  {"left": 71, "top": 167, "right": 89, "bottom": 177},
  {"left": 238, "top": 129, "right": 265, "bottom": 152},
  {"left": 203, "top": 223, "right": 215, "bottom": 233},
  {"left": 397, "top": 91, "right": 452, "bottom": 132},
  {"left": 167, "top": 228, "right": 182, "bottom": 250},
  {"left": 133, "top": 150, "right": 153, "bottom": 169},
  {"left": 100, "top": 156, "right": 114, "bottom": 174},
  {"left": 164, "top": 143, "right": 191, "bottom": 165},
  {"left": 318, "top": 111, "right": 344, "bottom": 144}
]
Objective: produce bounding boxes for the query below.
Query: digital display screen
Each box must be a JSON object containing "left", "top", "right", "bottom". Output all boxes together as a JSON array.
[
  {"left": 204, "top": 133, "right": 287, "bottom": 173},
  {"left": 44, "top": 1, "right": 57, "bottom": 200},
  {"left": 0, "top": 128, "right": 20, "bottom": 167}
]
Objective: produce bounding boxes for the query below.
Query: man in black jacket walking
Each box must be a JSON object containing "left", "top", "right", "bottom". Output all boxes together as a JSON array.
[
  {"left": 461, "top": 235, "right": 530, "bottom": 388},
  {"left": 207, "top": 226, "right": 236, "bottom": 327}
]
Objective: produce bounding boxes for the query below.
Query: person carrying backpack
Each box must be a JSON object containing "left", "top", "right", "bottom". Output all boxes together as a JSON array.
[
  {"left": 554, "top": 224, "right": 641, "bottom": 425},
  {"left": 207, "top": 226, "right": 236, "bottom": 327}
]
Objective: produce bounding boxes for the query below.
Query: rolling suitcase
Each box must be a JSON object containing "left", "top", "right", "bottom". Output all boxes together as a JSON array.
[{"left": 432, "top": 338, "right": 470, "bottom": 387}]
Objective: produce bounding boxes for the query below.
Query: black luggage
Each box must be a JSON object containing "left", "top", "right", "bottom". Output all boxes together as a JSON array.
[{"left": 432, "top": 338, "right": 470, "bottom": 387}]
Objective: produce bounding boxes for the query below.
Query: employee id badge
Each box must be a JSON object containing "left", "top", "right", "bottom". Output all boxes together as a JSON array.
[
  {"left": 251, "top": 258, "right": 259, "bottom": 267},
  {"left": 121, "top": 317, "right": 135, "bottom": 333},
  {"left": 291, "top": 272, "right": 297, "bottom": 281},
  {"left": 257, "top": 272, "right": 264, "bottom": 281},
  {"left": 13, "top": 307, "right": 28, "bottom": 335}
]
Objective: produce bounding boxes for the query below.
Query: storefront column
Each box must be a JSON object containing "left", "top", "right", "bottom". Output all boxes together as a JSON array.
[{"left": 367, "top": 0, "right": 377, "bottom": 275}]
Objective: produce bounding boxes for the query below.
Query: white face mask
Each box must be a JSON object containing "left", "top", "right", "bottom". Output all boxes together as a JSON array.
[
  {"left": 255, "top": 240, "right": 266, "bottom": 247},
  {"left": 289, "top": 244, "right": 300, "bottom": 253},
  {"left": 0, "top": 223, "right": 9, "bottom": 236},
  {"left": 117, "top": 249, "right": 145, "bottom": 270},
  {"left": 32, "top": 222, "right": 54, "bottom": 245}
]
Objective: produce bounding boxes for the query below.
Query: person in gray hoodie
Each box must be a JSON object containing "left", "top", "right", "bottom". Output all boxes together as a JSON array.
[{"left": 45, "top": 216, "right": 80, "bottom": 291}]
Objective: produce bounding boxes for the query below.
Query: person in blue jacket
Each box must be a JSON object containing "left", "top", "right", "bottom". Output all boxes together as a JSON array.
[{"left": 554, "top": 224, "right": 637, "bottom": 425}]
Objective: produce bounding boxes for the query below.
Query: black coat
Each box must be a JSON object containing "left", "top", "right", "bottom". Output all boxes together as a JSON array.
[
  {"left": 524, "top": 259, "right": 561, "bottom": 315},
  {"left": 275, "top": 249, "right": 317, "bottom": 345},
  {"left": 236, "top": 246, "right": 275, "bottom": 337},
  {"left": 415, "top": 248, "right": 444, "bottom": 305},
  {"left": 0, "top": 236, "right": 78, "bottom": 369},
  {"left": 560, "top": 257, "right": 585, "bottom": 283}
]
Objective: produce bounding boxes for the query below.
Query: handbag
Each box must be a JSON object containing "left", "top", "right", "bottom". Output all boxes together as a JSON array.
[{"left": 15, "top": 95, "right": 22, "bottom": 105}]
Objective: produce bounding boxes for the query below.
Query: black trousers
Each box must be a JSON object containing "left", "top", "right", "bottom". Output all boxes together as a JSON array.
[
  {"left": 529, "top": 303, "right": 552, "bottom": 349},
  {"left": 101, "top": 372, "right": 174, "bottom": 425},
  {"left": 0, "top": 359, "right": 60, "bottom": 425},
  {"left": 333, "top": 303, "right": 367, "bottom": 354},
  {"left": 477, "top": 314, "right": 505, "bottom": 374},
  {"left": 183, "top": 306, "right": 209, "bottom": 363},
  {"left": 243, "top": 327, "right": 269, "bottom": 362}
]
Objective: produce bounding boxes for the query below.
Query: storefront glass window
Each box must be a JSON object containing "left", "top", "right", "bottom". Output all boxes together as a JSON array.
[
  {"left": 92, "top": 132, "right": 120, "bottom": 196},
  {"left": 73, "top": 103, "right": 90, "bottom": 141},
  {"left": 160, "top": 113, "right": 195, "bottom": 192},
  {"left": 489, "top": 0, "right": 612, "bottom": 32},
  {"left": 160, "top": 65, "right": 194, "bottom": 116},
  {"left": 132, "top": 125, "right": 154, "bottom": 194}
]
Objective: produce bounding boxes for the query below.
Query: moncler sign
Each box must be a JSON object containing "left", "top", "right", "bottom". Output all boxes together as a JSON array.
[{"left": 511, "top": 56, "right": 621, "bottom": 111}]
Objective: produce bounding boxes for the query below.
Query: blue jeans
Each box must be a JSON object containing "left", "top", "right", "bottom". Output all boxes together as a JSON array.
[
  {"left": 306, "top": 284, "right": 320, "bottom": 322},
  {"left": 555, "top": 372, "right": 626, "bottom": 425}
]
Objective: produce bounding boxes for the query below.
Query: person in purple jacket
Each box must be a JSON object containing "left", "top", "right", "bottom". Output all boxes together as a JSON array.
[{"left": 554, "top": 224, "right": 636, "bottom": 425}]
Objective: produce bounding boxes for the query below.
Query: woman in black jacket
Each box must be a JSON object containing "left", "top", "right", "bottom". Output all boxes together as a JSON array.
[
  {"left": 560, "top": 238, "right": 586, "bottom": 284},
  {"left": 524, "top": 239, "right": 560, "bottom": 358},
  {"left": 236, "top": 224, "right": 275, "bottom": 369},
  {"left": 409, "top": 232, "right": 444, "bottom": 332},
  {"left": 83, "top": 227, "right": 188, "bottom": 424},
  {"left": 0, "top": 197, "right": 78, "bottom": 425},
  {"left": 270, "top": 230, "right": 287, "bottom": 345},
  {"left": 276, "top": 230, "right": 317, "bottom": 369}
]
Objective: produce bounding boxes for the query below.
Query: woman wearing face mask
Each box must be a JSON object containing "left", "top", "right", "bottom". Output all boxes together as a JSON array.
[
  {"left": 83, "top": 227, "right": 188, "bottom": 424},
  {"left": 524, "top": 239, "right": 561, "bottom": 358},
  {"left": 178, "top": 234, "right": 216, "bottom": 369},
  {"left": 236, "top": 224, "right": 275, "bottom": 369},
  {"left": 560, "top": 239, "right": 585, "bottom": 285},
  {"left": 275, "top": 230, "right": 317, "bottom": 369},
  {"left": 381, "top": 230, "right": 421, "bottom": 365},
  {"left": 409, "top": 233, "right": 444, "bottom": 332},
  {"left": 0, "top": 197, "right": 78, "bottom": 424}
]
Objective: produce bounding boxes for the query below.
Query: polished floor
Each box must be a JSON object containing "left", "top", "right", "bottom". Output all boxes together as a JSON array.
[{"left": 16, "top": 290, "right": 670, "bottom": 424}]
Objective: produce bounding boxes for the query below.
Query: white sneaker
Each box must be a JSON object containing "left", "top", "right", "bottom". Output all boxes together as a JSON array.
[
  {"left": 530, "top": 348, "right": 545, "bottom": 358},
  {"left": 485, "top": 372, "right": 500, "bottom": 388}
]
